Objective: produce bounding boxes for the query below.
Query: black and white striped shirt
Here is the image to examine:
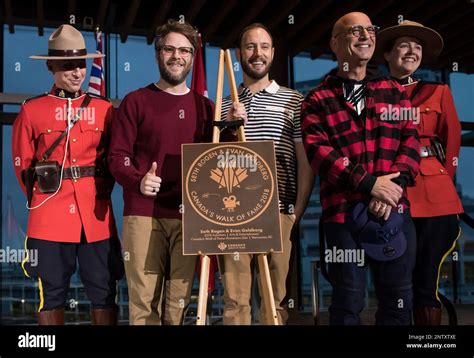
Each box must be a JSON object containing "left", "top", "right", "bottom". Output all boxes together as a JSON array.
[
  {"left": 220, "top": 80, "right": 304, "bottom": 213},
  {"left": 343, "top": 82, "right": 365, "bottom": 115}
]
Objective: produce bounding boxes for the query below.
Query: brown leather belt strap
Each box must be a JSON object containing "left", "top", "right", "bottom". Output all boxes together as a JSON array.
[{"left": 62, "top": 165, "right": 104, "bottom": 180}]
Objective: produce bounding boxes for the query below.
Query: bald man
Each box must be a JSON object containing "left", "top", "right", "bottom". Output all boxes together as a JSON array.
[{"left": 301, "top": 12, "right": 420, "bottom": 325}]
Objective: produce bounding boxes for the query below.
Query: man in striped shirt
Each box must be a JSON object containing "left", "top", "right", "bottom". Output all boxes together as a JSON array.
[
  {"left": 301, "top": 12, "right": 420, "bottom": 325},
  {"left": 219, "top": 23, "right": 314, "bottom": 325}
]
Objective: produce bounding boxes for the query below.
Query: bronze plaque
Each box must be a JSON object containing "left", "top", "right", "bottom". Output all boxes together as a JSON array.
[{"left": 182, "top": 141, "right": 282, "bottom": 255}]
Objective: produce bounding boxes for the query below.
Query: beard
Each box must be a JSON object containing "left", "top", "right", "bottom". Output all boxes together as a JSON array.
[
  {"left": 241, "top": 55, "right": 272, "bottom": 80},
  {"left": 158, "top": 57, "right": 192, "bottom": 86}
]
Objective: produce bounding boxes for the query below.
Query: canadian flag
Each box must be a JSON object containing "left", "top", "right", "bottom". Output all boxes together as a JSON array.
[{"left": 191, "top": 34, "right": 218, "bottom": 293}]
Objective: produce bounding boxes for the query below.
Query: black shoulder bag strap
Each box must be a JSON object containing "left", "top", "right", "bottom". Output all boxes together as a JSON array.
[{"left": 40, "top": 94, "right": 91, "bottom": 161}]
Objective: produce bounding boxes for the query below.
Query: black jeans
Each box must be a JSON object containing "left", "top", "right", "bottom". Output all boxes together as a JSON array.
[
  {"left": 324, "top": 211, "right": 416, "bottom": 325},
  {"left": 412, "top": 215, "right": 459, "bottom": 308}
]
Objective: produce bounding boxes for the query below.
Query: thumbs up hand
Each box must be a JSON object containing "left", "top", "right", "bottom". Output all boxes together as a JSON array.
[{"left": 140, "top": 161, "right": 162, "bottom": 196}]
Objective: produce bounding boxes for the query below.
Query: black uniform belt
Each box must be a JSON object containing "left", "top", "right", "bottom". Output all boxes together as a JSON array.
[
  {"left": 62, "top": 165, "right": 103, "bottom": 180},
  {"left": 420, "top": 145, "right": 437, "bottom": 158}
]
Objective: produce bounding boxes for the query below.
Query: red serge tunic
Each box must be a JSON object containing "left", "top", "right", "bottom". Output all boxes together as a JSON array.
[
  {"left": 12, "top": 87, "right": 116, "bottom": 243},
  {"left": 404, "top": 79, "right": 463, "bottom": 217}
]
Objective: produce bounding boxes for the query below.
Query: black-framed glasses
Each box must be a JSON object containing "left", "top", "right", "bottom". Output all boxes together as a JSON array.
[
  {"left": 157, "top": 45, "right": 194, "bottom": 56},
  {"left": 334, "top": 25, "right": 380, "bottom": 38}
]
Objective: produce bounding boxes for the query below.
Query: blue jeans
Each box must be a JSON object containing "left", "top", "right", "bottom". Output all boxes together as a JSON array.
[{"left": 324, "top": 211, "right": 416, "bottom": 325}]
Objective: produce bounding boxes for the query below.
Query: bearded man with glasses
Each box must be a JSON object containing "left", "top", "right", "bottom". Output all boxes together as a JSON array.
[
  {"left": 108, "top": 19, "right": 245, "bottom": 325},
  {"left": 301, "top": 12, "right": 420, "bottom": 325}
]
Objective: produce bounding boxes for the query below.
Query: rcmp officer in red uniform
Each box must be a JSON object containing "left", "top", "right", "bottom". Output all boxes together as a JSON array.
[
  {"left": 375, "top": 21, "right": 463, "bottom": 325},
  {"left": 12, "top": 24, "right": 124, "bottom": 325}
]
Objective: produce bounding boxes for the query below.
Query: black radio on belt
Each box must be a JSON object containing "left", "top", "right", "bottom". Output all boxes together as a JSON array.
[
  {"left": 431, "top": 137, "right": 446, "bottom": 164},
  {"left": 419, "top": 137, "right": 446, "bottom": 164}
]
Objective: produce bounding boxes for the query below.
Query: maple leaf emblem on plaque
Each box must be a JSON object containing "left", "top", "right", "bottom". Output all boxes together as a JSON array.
[{"left": 209, "top": 165, "right": 248, "bottom": 194}]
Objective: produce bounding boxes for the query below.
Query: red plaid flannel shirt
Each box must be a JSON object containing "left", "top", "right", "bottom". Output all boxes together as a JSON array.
[{"left": 301, "top": 73, "right": 420, "bottom": 223}]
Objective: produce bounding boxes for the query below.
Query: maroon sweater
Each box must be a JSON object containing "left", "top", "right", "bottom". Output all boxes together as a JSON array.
[{"left": 108, "top": 84, "right": 214, "bottom": 219}]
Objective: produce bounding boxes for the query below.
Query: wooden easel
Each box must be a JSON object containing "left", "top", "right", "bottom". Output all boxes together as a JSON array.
[{"left": 196, "top": 49, "right": 279, "bottom": 326}]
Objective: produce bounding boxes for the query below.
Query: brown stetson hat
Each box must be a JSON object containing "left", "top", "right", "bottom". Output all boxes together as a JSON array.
[
  {"left": 30, "top": 24, "right": 104, "bottom": 60},
  {"left": 373, "top": 20, "right": 443, "bottom": 65}
]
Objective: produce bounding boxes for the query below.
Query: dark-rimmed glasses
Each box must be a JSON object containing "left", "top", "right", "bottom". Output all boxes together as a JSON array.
[
  {"left": 157, "top": 45, "right": 194, "bottom": 56},
  {"left": 333, "top": 25, "right": 380, "bottom": 38}
]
